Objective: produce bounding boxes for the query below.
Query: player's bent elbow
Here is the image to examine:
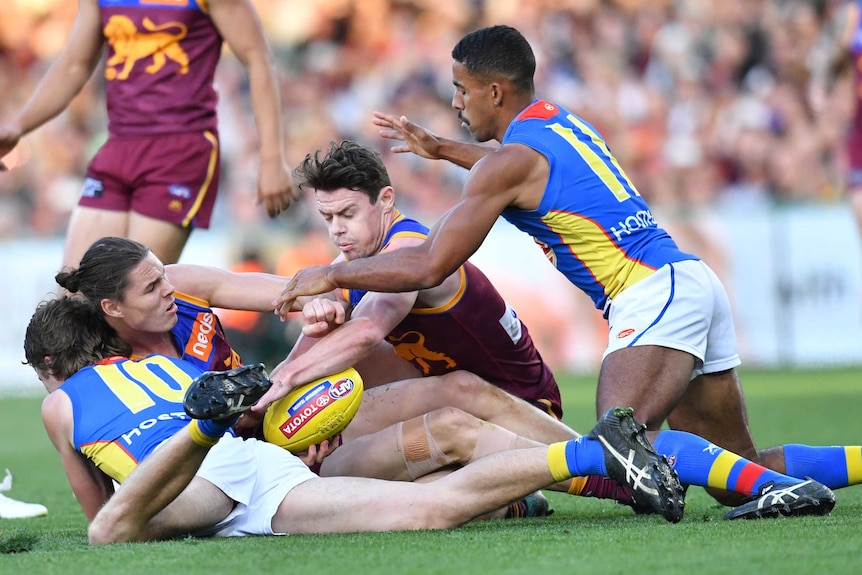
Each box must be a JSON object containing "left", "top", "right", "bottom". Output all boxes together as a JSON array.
[
  {"left": 87, "top": 518, "right": 119, "bottom": 545},
  {"left": 87, "top": 511, "right": 135, "bottom": 544},
  {"left": 420, "top": 261, "right": 452, "bottom": 289}
]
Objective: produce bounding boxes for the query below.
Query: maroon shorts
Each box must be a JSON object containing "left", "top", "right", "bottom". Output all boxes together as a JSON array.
[{"left": 80, "top": 130, "right": 220, "bottom": 229}]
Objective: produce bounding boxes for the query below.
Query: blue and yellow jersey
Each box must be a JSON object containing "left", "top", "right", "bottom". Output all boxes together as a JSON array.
[
  {"left": 154, "top": 291, "right": 241, "bottom": 372},
  {"left": 61, "top": 356, "right": 203, "bottom": 482},
  {"left": 500, "top": 99, "right": 698, "bottom": 310},
  {"left": 99, "top": 0, "right": 221, "bottom": 137}
]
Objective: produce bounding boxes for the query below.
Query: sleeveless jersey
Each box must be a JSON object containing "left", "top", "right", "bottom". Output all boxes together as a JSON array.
[
  {"left": 99, "top": 0, "right": 221, "bottom": 137},
  {"left": 347, "top": 213, "right": 562, "bottom": 417},
  {"left": 131, "top": 291, "right": 242, "bottom": 371},
  {"left": 62, "top": 355, "right": 202, "bottom": 482},
  {"left": 500, "top": 99, "right": 698, "bottom": 311}
]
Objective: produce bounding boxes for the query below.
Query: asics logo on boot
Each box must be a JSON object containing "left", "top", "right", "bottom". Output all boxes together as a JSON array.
[
  {"left": 596, "top": 434, "right": 659, "bottom": 496},
  {"left": 755, "top": 480, "right": 810, "bottom": 510}
]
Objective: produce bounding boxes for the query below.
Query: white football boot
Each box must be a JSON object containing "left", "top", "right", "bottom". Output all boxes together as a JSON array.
[{"left": 0, "top": 468, "right": 48, "bottom": 519}]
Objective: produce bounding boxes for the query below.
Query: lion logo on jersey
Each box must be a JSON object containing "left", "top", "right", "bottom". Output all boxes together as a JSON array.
[
  {"left": 387, "top": 331, "right": 456, "bottom": 375},
  {"left": 103, "top": 16, "right": 189, "bottom": 81}
]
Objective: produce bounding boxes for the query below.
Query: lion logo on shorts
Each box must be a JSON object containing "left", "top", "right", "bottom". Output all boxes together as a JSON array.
[{"left": 103, "top": 16, "right": 189, "bottom": 81}]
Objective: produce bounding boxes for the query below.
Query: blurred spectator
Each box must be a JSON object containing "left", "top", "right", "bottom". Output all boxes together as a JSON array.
[{"left": 2, "top": 0, "right": 849, "bottom": 237}]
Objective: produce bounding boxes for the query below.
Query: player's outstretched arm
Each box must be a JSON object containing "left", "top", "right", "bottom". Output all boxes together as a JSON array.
[
  {"left": 209, "top": 0, "right": 298, "bottom": 217},
  {"left": 373, "top": 111, "right": 495, "bottom": 169},
  {"left": 166, "top": 263, "right": 289, "bottom": 312}
]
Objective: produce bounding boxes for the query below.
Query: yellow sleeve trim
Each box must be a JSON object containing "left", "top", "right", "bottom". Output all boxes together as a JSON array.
[{"left": 175, "top": 290, "right": 211, "bottom": 308}]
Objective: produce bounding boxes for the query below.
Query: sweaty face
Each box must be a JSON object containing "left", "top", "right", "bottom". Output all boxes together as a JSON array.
[
  {"left": 106, "top": 252, "right": 178, "bottom": 334},
  {"left": 451, "top": 60, "right": 496, "bottom": 143},
  {"left": 316, "top": 188, "right": 389, "bottom": 260}
]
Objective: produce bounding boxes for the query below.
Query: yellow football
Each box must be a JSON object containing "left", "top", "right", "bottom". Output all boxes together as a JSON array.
[{"left": 263, "top": 367, "right": 364, "bottom": 453}]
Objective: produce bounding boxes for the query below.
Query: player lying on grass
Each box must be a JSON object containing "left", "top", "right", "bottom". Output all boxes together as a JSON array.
[
  {"left": 61, "top": 209, "right": 839, "bottom": 520},
  {"left": 55, "top": 236, "right": 634, "bottom": 512},
  {"left": 57, "top": 236, "right": 845, "bottom": 520},
  {"left": 237, "top": 141, "right": 839, "bottom": 519},
  {"left": 24, "top": 296, "right": 686, "bottom": 542},
  {"left": 269, "top": 26, "right": 862, "bottom": 510}
]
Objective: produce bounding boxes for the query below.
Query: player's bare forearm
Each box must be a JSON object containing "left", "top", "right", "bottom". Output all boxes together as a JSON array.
[
  {"left": 327, "top": 246, "right": 449, "bottom": 293},
  {"left": 435, "top": 138, "right": 496, "bottom": 170},
  {"left": 12, "top": 0, "right": 103, "bottom": 135}
]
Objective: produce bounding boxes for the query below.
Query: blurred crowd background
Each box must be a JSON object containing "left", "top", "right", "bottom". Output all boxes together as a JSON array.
[{"left": 0, "top": 0, "right": 858, "bottom": 370}]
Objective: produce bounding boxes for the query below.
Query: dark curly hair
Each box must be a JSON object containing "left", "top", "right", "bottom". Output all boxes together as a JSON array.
[{"left": 293, "top": 140, "right": 391, "bottom": 203}]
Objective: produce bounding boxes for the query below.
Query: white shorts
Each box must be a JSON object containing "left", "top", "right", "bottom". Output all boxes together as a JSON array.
[
  {"left": 190, "top": 435, "right": 317, "bottom": 537},
  {"left": 602, "top": 260, "right": 741, "bottom": 378}
]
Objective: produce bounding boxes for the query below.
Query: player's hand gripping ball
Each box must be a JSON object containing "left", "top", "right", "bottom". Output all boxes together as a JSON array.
[{"left": 263, "top": 367, "right": 363, "bottom": 453}]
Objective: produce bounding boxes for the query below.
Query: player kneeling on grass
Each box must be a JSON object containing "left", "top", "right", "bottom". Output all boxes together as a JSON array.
[{"left": 26, "top": 296, "right": 689, "bottom": 542}]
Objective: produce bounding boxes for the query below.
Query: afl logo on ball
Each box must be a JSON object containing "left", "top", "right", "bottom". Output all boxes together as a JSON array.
[{"left": 330, "top": 378, "right": 356, "bottom": 399}]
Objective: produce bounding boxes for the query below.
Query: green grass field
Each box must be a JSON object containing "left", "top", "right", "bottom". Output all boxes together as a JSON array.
[{"left": 1, "top": 368, "right": 860, "bottom": 574}]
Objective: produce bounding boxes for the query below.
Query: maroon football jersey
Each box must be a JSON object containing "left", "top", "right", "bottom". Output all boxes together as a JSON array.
[
  {"left": 385, "top": 262, "right": 562, "bottom": 418},
  {"left": 100, "top": 0, "right": 221, "bottom": 137}
]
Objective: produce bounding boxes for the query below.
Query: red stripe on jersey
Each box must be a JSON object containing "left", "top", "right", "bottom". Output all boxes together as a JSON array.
[{"left": 515, "top": 100, "right": 559, "bottom": 121}]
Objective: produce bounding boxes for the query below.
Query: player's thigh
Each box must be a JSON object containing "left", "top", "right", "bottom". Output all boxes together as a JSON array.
[
  {"left": 143, "top": 476, "right": 235, "bottom": 540},
  {"left": 347, "top": 377, "right": 432, "bottom": 437},
  {"left": 354, "top": 341, "right": 421, "bottom": 388},
  {"left": 127, "top": 212, "right": 191, "bottom": 264},
  {"left": 275, "top": 476, "right": 439, "bottom": 534},
  {"left": 597, "top": 345, "right": 695, "bottom": 431},
  {"left": 319, "top": 424, "right": 411, "bottom": 480},
  {"left": 347, "top": 372, "right": 477, "bottom": 438},
  {"left": 63, "top": 207, "right": 131, "bottom": 268},
  {"left": 667, "top": 369, "right": 758, "bottom": 461}
]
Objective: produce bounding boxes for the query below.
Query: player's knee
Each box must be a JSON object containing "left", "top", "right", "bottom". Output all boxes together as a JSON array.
[
  {"left": 436, "top": 370, "right": 493, "bottom": 402},
  {"left": 425, "top": 406, "right": 481, "bottom": 462},
  {"left": 397, "top": 408, "right": 480, "bottom": 480}
]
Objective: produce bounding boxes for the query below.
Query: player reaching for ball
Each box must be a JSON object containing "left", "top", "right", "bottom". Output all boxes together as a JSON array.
[
  {"left": 249, "top": 140, "right": 839, "bottom": 519},
  {"left": 271, "top": 26, "right": 862, "bottom": 510},
  {"left": 25, "top": 296, "right": 686, "bottom": 541},
  {"left": 57, "top": 232, "right": 844, "bottom": 519}
]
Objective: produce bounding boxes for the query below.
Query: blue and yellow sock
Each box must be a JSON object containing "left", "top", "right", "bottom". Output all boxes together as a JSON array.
[
  {"left": 653, "top": 430, "right": 799, "bottom": 496},
  {"left": 547, "top": 438, "right": 607, "bottom": 482},
  {"left": 187, "top": 418, "right": 236, "bottom": 448},
  {"left": 783, "top": 444, "right": 862, "bottom": 489}
]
